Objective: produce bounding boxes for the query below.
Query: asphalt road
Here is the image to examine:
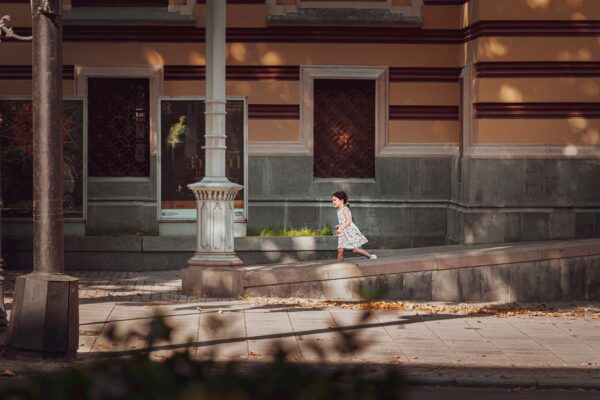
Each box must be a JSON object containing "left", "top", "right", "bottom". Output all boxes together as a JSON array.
[{"left": 406, "top": 386, "right": 599, "bottom": 400}]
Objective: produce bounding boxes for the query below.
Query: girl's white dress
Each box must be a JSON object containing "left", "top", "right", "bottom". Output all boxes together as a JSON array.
[{"left": 336, "top": 206, "right": 368, "bottom": 249}]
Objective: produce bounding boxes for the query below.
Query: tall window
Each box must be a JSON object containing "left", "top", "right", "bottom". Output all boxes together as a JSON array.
[
  {"left": 88, "top": 78, "right": 150, "bottom": 177},
  {"left": 313, "top": 79, "right": 375, "bottom": 178},
  {"left": 72, "top": 0, "right": 168, "bottom": 6}
]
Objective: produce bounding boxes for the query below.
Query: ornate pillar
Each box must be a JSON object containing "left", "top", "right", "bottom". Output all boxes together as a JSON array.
[
  {"left": 6, "top": 0, "right": 79, "bottom": 359},
  {"left": 181, "top": 0, "right": 244, "bottom": 298}
]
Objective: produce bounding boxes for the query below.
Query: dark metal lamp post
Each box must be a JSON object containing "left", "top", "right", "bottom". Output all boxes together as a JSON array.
[{"left": 2, "top": 1, "right": 79, "bottom": 360}]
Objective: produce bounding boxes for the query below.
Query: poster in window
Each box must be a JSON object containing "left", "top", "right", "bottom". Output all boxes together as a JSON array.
[
  {"left": 160, "top": 99, "right": 245, "bottom": 213},
  {"left": 0, "top": 99, "right": 85, "bottom": 219}
]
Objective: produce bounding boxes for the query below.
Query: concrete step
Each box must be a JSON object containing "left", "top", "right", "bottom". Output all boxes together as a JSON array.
[{"left": 241, "top": 239, "right": 600, "bottom": 302}]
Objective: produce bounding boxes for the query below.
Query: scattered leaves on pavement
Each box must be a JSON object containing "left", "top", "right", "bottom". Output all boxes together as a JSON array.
[{"left": 243, "top": 297, "right": 600, "bottom": 319}]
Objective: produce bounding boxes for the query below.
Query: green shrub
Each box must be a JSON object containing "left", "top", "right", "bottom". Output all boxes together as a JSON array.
[{"left": 248, "top": 226, "right": 333, "bottom": 237}]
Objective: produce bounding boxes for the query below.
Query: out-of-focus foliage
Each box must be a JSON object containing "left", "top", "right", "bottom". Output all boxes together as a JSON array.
[{"left": 0, "top": 312, "right": 406, "bottom": 400}]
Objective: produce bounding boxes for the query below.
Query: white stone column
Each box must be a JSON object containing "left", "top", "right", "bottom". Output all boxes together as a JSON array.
[
  {"left": 0, "top": 165, "right": 6, "bottom": 327},
  {"left": 182, "top": 0, "right": 244, "bottom": 298}
]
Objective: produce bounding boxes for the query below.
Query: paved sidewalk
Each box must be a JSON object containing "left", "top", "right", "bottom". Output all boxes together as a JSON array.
[{"left": 0, "top": 269, "right": 599, "bottom": 389}]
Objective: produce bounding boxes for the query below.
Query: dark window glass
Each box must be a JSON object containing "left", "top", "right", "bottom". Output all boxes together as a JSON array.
[
  {"left": 313, "top": 79, "right": 375, "bottom": 178},
  {"left": 72, "top": 0, "right": 168, "bottom": 7},
  {"left": 88, "top": 78, "right": 150, "bottom": 177},
  {"left": 160, "top": 100, "right": 246, "bottom": 212},
  {"left": 0, "top": 99, "right": 85, "bottom": 218}
]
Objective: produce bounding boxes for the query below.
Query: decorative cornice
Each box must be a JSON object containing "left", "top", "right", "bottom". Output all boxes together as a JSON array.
[
  {"left": 252, "top": 105, "right": 462, "bottom": 121},
  {"left": 8, "top": 20, "right": 600, "bottom": 44},
  {"left": 378, "top": 144, "right": 459, "bottom": 157},
  {"left": 197, "top": 0, "right": 265, "bottom": 3},
  {"left": 389, "top": 105, "right": 459, "bottom": 120},
  {"left": 212, "top": 26, "right": 460, "bottom": 44},
  {"left": 4, "top": 0, "right": 464, "bottom": 4},
  {"left": 465, "top": 20, "right": 600, "bottom": 41},
  {"left": 266, "top": 7, "right": 422, "bottom": 28},
  {"left": 164, "top": 65, "right": 300, "bottom": 80},
  {"left": 466, "top": 145, "right": 600, "bottom": 159},
  {"left": 423, "top": 0, "right": 469, "bottom": 5},
  {"left": 389, "top": 67, "right": 461, "bottom": 82},
  {"left": 1, "top": 65, "right": 461, "bottom": 83},
  {"left": 248, "top": 104, "right": 299, "bottom": 119},
  {"left": 0, "top": 65, "right": 75, "bottom": 79},
  {"left": 5, "top": 25, "right": 464, "bottom": 44},
  {"left": 0, "top": 0, "right": 265, "bottom": 3},
  {"left": 475, "top": 62, "right": 600, "bottom": 78},
  {"left": 474, "top": 103, "right": 600, "bottom": 119},
  {"left": 248, "top": 141, "right": 311, "bottom": 156}
]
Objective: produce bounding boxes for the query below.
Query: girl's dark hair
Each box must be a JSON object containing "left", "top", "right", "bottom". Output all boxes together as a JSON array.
[{"left": 332, "top": 191, "right": 349, "bottom": 206}]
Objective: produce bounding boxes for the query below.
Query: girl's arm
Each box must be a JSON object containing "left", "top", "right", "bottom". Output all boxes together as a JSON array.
[{"left": 340, "top": 208, "right": 352, "bottom": 231}]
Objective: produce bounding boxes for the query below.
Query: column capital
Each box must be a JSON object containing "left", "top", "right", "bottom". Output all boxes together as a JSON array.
[{"left": 187, "top": 178, "right": 243, "bottom": 201}]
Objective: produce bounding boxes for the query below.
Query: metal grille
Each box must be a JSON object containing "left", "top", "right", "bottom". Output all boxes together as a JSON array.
[
  {"left": 314, "top": 79, "right": 375, "bottom": 178},
  {"left": 88, "top": 78, "right": 150, "bottom": 177}
]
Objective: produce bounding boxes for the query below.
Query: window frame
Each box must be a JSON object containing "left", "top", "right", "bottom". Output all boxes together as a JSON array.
[
  {"left": 300, "top": 66, "right": 389, "bottom": 167},
  {"left": 313, "top": 78, "right": 377, "bottom": 179},
  {"left": 87, "top": 77, "right": 151, "bottom": 178},
  {"left": 0, "top": 96, "right": 88, "bottom": 222},
  {"left": 156, "top": 96, "right": 249, "bottom": 224}
]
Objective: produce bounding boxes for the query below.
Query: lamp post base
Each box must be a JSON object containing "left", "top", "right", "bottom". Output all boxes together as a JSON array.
[
  {"left": 184, "top": 177, "right": 244, "bottom": 298},
  {"left": 5, "top": 272, "right": 79, "bottom": 360}
]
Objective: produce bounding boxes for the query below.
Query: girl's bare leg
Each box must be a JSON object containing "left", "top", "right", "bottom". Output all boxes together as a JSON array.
[
  {"left": 352, "top": 248, "right": 371, "bottom": 259},
  {"left": 337, "top": 248, "right": 344, "bottom": 261}
]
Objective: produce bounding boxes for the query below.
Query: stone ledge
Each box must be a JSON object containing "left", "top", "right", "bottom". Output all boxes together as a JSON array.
[{"left": 242, "top": 238, "right": 600, "bottom": 288}]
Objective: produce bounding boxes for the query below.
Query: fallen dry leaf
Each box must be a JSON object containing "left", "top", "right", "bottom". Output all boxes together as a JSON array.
[{"left": 2, "top": 370, "right": 16, "bottom": 377}]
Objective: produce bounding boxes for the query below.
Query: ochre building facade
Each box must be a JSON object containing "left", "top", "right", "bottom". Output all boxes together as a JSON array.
[{"left": 1, "top": 0, "right": 600, "bottom": 250}]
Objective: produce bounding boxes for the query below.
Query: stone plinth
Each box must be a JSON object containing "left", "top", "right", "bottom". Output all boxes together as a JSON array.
[
  {"left": 182, "top": 266, "right": 243, "bottom": 298},
  {"left": 6, "top": 273, "right": 79, "bottom": 360},
  {"left": 182, "top": 179, "right": 244, "bottom": 297}
]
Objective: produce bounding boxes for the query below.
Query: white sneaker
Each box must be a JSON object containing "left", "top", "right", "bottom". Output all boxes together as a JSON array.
[{"left": 369, "top": 254, "right": 378, "bottom": 260}]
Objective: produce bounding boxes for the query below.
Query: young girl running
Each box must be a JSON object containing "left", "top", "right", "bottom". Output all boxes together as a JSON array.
[{"left": 332, "top": 191, "right": 377, "bottom": 262}]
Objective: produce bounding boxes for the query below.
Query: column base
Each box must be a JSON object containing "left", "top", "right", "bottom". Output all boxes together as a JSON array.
[
  {"left": 182, "top": 254, "right": 244, "bottom": 298},
  {"left": 5, "top": 272, "right": 79, "bottom": 360},
  {"left": 181, "top": 266, "right": 243, "bottom": 298},
  {"left": 187, "top": 252, "right": 244, "bottom": 268}
]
